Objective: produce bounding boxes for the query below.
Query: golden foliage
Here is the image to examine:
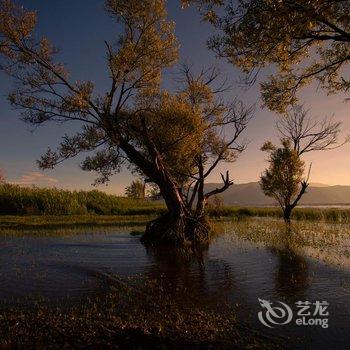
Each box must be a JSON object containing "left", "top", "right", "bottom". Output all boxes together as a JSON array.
[
  {"left": 260, "top": 140, "right": 305, "bottom": 208},
  {"left": 106, "top": 0, "right": 179, "bottom": 97},
  {"left": 193, "top": 0, "right": 350, "bottom": 112}
]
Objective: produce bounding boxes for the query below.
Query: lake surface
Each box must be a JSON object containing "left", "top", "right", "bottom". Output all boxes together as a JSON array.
[{"left": 0, "top": 229, "right": 349, "bottom": 349}]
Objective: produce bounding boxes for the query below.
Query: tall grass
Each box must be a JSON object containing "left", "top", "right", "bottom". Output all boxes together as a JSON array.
[
  {"left": 207, "top": 205, "right": 350, "bottom": 223},
  {"left": 0, "top": 184, "right": 164, "bottom": 216},
  {"left": 2, "top": 183, "right": 350, "bottom": 223}
]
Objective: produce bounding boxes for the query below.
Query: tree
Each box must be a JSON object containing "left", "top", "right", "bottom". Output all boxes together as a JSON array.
[
  {"left": 125, "top": 179, "right": 146, "bottom": 199},
  {"left": 0, "top": 0, "right": 252, "bottom": 246},
  {"left": 175, "top": 66, "right": 252, "bottom": 220},
  {"left": 260, "top": 140, "right": 308, "bottom": 224},
  {"left": 260, "top": 105, "right": 347, "bottom": 223},
  {"left": 185, "top": 0, "right": 350, "bottom": 112}
]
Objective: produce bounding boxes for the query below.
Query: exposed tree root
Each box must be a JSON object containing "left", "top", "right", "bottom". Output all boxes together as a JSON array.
[{"left": 141, "top": 213, "right": 212, "bottom": 247}]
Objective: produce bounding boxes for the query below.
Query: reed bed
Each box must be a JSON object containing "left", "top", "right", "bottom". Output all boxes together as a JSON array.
[
  {"left": 209, "top": 205, "right": 350, "bottom": 223},
  {"left": 1, "top": 184, "right": 350, "bottom": 224},
  {"left": 0, "top": 184, "right": 164, "bottom": 216}
]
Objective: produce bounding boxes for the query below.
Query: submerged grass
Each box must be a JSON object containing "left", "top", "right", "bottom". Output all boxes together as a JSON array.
[
  {"left": 0, "top": 276, "right": 285, "bottom": 350},
  {"left": 223, "top": 218, "right": 350, "bottom": 265}
]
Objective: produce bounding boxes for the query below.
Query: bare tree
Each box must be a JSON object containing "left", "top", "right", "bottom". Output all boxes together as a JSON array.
[{"left": 276, "top": 105, "right": 349, "bottom": 156}]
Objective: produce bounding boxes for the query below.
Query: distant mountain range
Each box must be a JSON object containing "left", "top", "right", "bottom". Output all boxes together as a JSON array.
[{"left": 205, "top": 182, "right": 350, "bottom": 206}]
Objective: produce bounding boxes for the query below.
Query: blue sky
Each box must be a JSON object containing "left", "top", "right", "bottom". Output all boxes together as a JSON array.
[{"left": 1, "top": 0, "right": 350, "bottom": 194}]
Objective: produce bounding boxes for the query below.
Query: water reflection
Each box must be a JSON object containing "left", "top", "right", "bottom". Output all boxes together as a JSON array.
[
  {"left": 269, "top": 244, "right": 309, "bottom": 302},
  {"left": 144, "top": 245, "right": 235, "bottom": 308},
  {"left": 144, "top": 240, "right": 310, "bottom": 311}
]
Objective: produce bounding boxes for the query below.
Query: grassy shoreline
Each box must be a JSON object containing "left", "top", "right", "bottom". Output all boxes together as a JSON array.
[
  {"left": 209, "top": 205, "right": 350, "bottom": 223},
  {"left": 2, "top": 213, "right": 350, "bottom": 266},
  {"left": 0, "top": 214, "right": 153, "bottom": 233},
  {"left": 2, "top": 204, "right": 350, "bottom": 233},
  {"left": 2, "top": 183, "right": 350, "bottom": 224}
]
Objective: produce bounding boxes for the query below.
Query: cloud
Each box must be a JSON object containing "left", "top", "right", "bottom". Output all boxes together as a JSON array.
[{"left": 11, "top": 172, "right": 59, "bottom": 187}]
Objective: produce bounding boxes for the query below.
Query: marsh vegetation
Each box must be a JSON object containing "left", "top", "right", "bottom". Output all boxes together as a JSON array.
[
  {"left": 3, "top": 183, "right": 350, "bottom": 225},
  {"left": 0, "top": 184, "right": 164, "bottom": 216}
]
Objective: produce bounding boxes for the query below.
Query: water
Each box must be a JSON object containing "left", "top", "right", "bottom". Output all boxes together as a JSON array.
[{"left": 0, "top": 230, "right": 349, "bottom": 349}]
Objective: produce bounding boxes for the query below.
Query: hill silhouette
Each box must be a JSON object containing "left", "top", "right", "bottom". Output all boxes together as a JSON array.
[{"left": 205, "top": 182, "right": 350, "bottom": 206}]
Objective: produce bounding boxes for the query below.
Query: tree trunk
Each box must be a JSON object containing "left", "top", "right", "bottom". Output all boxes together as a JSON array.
[
  {"left": 282, "top": 181, "right": 309, "bottom": 226},
  {"left": 283, "top": 182, "right": 309, "bottom": 226},
  {"left": 118, "top": 140, "right": 211, "bottom": 246},
  {"left": 141, "top": 176, "right": 210, "bottom": 246},
  {"left": 195, "top": 157, "right": 206, "bottom": 218},
  {"left": 195, "top": 179, "right": 206, "bottom": 218},
  {"left": 283, "top": 205, "right": 292, "bottom": 225}
]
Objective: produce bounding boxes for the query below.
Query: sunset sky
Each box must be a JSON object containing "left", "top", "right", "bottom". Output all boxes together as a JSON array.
[{"left": 1, "top": 0, "right": 350, "bottom": 194}]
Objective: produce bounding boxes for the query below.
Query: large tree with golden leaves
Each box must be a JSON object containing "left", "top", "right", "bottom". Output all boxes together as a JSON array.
[
  {"left": 186, "top": 0, "right": 350, "bottom": 112},
  {"left": 0, "top": 0, "right": 251, "bottom": 246}
]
